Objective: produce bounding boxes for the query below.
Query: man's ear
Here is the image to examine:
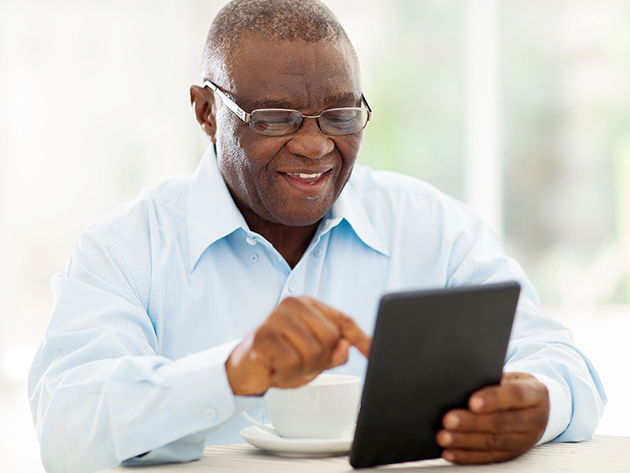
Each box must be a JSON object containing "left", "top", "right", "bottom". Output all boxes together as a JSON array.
[{"left": 190, "top": 85, "right": 217, "bottom": 143}]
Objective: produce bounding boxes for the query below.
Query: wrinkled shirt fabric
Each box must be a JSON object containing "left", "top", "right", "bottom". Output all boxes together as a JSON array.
[{"left": 29, "top": 147, "right": 606, "bottom": 473}]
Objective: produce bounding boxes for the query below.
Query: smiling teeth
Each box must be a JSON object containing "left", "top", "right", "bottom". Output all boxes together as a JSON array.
[{"left": 288, "top": 172, "right": 322, "bottom": 179}]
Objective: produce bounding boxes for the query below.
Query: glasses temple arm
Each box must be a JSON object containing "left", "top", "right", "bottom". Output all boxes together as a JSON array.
[
  {"left": 361, "top": 94, "right": 373, "bottom": 121},
  {"left": 203, "top": 81, "right": 251, "bottom": 123}
]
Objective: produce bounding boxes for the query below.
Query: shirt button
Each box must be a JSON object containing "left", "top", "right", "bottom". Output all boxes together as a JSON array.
[
  {"left": 314, "top": 248, "right": 323, "bottom": 257},
  {"left": 204, "top": 408, "right": 217, "bottom": 421},
  {"left": 246, "top": 236, "right": 257, "bottom": 246},
  {"left": 250, "top": 254, "right": 258, "bottom": 263},
  {"left": 288, "top": 280, "right": 297, "bottom": 292}
]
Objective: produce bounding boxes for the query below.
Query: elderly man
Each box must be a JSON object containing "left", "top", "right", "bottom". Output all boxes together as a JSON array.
[{"left": 29, "top": 1, "right": 605, "bottom": 472}]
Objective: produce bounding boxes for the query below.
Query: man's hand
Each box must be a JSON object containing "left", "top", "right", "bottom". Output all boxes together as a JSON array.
[
  {"left": 226, "top": 296, "right": 371, "bottom": 396},
  {"left": 437, "top": 372, "right": 550, "bottom": 464}
]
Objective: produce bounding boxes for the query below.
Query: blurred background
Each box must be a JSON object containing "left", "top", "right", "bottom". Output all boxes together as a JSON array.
[{"left": 1, "top": 0, "right": 629, "bottom": 471}]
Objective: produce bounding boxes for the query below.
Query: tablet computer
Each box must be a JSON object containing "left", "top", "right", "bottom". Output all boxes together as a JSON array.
[{"left": 350, "top": 281, "right": 521, "bottom": 469}]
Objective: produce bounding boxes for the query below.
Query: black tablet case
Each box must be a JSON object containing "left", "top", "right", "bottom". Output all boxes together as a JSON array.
[{"left": 350, "top": 282, "right": 521, "bottom": 469}]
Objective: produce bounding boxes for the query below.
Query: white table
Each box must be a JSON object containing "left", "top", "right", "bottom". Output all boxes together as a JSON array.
[{"left": 109, "top": 435, "right": 630, "bottom": 472}]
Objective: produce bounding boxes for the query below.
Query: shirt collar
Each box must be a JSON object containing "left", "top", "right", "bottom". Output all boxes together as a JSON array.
[
  {"left": 325, "top": 177, "right": 390, "bottom": 258},
  {"left": 187, "top": 148, "right": 390, "bottom": 271},
  {"left": 187, "top": 146, "right": 248, "bottom": 271}
]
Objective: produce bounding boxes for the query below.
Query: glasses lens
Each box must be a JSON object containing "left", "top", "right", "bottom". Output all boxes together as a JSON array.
[
  {"left": 250, "top": 110, "right": 302, "bottom": 136},
  {"left": 319, "top": 108, "right": 368, "bottom": 136}
]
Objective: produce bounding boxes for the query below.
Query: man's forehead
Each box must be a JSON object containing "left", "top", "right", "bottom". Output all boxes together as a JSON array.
[
  {"left": 232, "top": 34, "right": 356, "bottom": 66},
  {"left": 222, "top": 33, "right": 361, "bottom": 100},
  {"left": 250, "top": 92, "right": 359, "bottom": 111}
]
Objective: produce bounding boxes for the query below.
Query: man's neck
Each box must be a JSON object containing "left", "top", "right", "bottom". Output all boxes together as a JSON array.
[{"left": 240, "top": 208, "right": 320, "bottom": 269}]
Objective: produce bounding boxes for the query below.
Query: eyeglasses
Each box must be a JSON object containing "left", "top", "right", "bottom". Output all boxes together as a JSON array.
[{"left": 203, "top": 80, "right": 373, "bottom": 137}]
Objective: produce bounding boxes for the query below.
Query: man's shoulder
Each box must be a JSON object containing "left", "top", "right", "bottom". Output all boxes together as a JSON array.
[
  {"left": 83, "top": 173, "right": 193, "bottom": 245},
  {"left": 348, "top": 164, "right": 473, "bottom": 218},
  {"left": 60, "top": 173, "right": 195, "bottom": 307}
]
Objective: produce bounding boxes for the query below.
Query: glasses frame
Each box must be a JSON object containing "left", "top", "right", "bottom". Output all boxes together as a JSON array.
[{"left": 203, "top": 80, "right": 373, "bottom": 136}]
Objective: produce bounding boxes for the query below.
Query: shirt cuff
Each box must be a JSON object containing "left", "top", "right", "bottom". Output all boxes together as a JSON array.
[
  {"left": 117, "top": 339, "right": 243, "bottom": 461},
  {"left": 530, "top": 372, "right": 572, "bottom": 445}
]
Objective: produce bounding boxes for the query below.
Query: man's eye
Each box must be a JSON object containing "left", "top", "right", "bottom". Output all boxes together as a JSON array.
[
  {"left": 253, "top": 121, "right": 289, "bottom": 133},
  {"left": 326, "top": 116, "right": 357, "bottom": 132},
  {"left": 330, "top": 116, "right": 354, "bottom": 124},
  {"left": 325, "top": 111, "right": 357, "bottom": 126}
]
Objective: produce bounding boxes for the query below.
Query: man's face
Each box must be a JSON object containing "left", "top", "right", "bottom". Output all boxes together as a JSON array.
[{"left": 212, "top": 33, "right": 363, "bottom": 228}]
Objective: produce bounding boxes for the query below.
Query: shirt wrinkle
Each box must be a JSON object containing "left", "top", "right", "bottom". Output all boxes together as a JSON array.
[
  {"left": 102, "top": 234, "right": 150, "bottom": 310},
  {"left": 28, "top": 145, "right": 606, "bottom": 472}
]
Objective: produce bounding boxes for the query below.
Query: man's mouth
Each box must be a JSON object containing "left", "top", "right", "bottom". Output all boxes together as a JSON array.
[
  {"left": 279, "top": 170, "right": 332, "bottom": 194},
  {"left": 285, "top": 172, "right": 324, "bottom": 182}
]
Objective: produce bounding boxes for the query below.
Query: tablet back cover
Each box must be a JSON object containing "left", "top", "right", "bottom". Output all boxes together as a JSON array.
[{"left": 350, "top": 282, "right": 520, "bottom": 469}]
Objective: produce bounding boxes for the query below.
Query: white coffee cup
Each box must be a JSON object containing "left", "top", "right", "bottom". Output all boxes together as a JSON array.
[{"left": 242, "top": 374, "right": 362, "bottom": 439}]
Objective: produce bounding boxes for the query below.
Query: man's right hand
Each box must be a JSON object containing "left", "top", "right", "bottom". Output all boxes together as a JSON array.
[{"left": 226, "top": 296, "right": 372, "bottom": 396}]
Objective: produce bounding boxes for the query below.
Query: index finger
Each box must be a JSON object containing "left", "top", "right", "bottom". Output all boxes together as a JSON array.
[
  {"left": 303, "top": 297, "right": 372, "bottom": 358},
  {"left": 469, "top": 377, "right": 548, "bottom": 414}
]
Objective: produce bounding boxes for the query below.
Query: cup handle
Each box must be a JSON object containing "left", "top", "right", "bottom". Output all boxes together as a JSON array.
[{"left": 241, "top": 412, "right": 283, "bottom": 438}]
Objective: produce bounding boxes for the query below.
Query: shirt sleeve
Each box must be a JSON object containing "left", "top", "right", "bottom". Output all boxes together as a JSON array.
[
  {"left": 27, "top": 231, "right": 258, "bottom": 473},
  {"left": 445, "top": 209, "right": 607, "bottom": 443}
]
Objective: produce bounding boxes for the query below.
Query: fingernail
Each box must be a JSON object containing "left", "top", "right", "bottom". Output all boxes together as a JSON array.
[
  {"left": 471, "top": 396, "right": 484, "bottom": 411},
  {"left": 444, "top": 415, "right": 459, "bottom": 429},
  {"left": 441, "top": 432, "right": 452, "bottom": 445},
  {"left": 443, "top": 451, "right": 455, "bottom": 462}
]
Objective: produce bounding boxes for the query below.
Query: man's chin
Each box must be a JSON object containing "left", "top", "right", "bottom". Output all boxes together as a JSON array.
[
  {"left": 271, "top": 205, "right": 331, "bottom": 227},
  {"left": 276, "top": 213, "right": 328, "bottom": 227},
  {"left": 264, "top": 194, "right": 336, "bottom": 228}
]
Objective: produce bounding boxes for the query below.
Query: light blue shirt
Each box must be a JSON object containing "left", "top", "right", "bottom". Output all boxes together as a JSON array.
[{"left": 29, "top": 147, "right": 606, "bottom": 473}]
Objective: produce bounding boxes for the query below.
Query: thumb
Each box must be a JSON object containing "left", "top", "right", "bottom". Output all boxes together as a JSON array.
[{"left": 328, "top": 338, "right": 351, "bottom": 368}]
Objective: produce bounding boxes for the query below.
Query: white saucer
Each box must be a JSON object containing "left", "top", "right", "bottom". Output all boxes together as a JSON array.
[{"left": 239, "top": 425, "right": 353, "bottom": 457}]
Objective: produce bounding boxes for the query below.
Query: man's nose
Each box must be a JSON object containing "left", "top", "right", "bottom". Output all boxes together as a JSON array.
[{"left": 285, "top": 117, "right": 334, "bottom": 159}]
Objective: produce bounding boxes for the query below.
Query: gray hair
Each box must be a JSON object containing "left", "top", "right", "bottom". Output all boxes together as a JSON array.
[{"left": 202, "top": 0, "right": 356, "bottom": 81}]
